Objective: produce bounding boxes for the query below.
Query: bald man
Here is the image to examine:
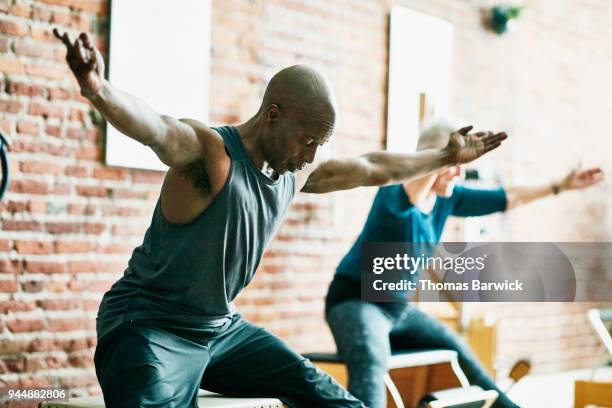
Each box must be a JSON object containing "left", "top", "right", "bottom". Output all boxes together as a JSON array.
[{"left": 55, "top": 29, "right": 507, "bottom": 407}]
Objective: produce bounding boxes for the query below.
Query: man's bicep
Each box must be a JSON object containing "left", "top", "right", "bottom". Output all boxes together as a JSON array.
[
  {"left": 300, "top": 157, "right": 371, "bottom": 193},
  {"left": 154, "top": 117, "right": 222, "bottom": 169}
]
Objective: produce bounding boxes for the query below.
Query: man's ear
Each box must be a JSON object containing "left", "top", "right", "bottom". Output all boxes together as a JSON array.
[{"left": 265, "top": 104, "right": 280, "bottom": 124}]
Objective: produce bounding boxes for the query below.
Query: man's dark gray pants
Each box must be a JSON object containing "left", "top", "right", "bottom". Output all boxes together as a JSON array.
[{"left": 94, "top": 313, "right": 364, "bottom": 408}]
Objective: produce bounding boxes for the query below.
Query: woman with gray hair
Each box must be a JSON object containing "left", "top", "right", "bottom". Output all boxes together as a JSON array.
[{"left": 325, "top": 120, "right": 604, "bottom": 408}]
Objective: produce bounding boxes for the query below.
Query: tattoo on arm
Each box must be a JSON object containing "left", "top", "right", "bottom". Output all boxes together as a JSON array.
[{"left": 179, "top": 158, "right": 211, "bottom": 195}]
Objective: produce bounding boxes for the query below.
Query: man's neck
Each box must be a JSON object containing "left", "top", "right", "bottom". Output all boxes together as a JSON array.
[
  {"left": 235, "top": 116, "right": 266, "bottom": 170},
  {"left": 235, "top": 116, "right": 280, "bottom": 180}
]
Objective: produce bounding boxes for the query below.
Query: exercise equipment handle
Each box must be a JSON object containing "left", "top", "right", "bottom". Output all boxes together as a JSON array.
[{"left": 0, "top": 132, "right": 9, "bottom": 202}]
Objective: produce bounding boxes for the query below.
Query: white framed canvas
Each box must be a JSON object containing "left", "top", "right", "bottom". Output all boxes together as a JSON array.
[
  {"left": 105, "top": 0, "right": 212, "bottom": 171},
  {"left": 386, "top": 6, "right": 454, "bottom": 152}
]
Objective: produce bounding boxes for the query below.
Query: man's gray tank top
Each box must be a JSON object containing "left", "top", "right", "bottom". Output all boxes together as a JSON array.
[{"left": 95, "top": 126, "right": 296, "bottom": 341}]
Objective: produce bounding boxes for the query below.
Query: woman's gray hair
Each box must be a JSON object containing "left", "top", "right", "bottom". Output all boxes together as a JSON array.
[{"left": 416, "top": 118, "right": 461, "bottom": 151}]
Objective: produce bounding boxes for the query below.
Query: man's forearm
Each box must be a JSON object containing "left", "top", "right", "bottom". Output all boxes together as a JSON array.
[
  {"left": 362, "top": 148, "right": 455, "bottom": 185},
  {"left": 88, "top": 79, "right": 168, "bottom": 147}
]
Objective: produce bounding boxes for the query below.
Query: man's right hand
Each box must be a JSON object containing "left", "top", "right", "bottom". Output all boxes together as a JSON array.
[
  {"left": 53, "top": 29, "right": 105, "bottom": 99},
  {"left": 445, "top": 126, "right": 508, "bottom": 165}
]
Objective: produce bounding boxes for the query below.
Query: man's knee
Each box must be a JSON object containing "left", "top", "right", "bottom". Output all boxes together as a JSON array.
[{"left": 100, "top": 362, "right": 176, "bottom": 407}]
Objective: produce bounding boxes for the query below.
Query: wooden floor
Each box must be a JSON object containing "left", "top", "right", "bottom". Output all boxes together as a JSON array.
[{"left": 500, "top": 367, "right": 612, "bottom": 408}]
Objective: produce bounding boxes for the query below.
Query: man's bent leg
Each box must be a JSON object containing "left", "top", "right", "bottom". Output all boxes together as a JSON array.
[
  {"left": 94, "top": 320, "right": 210, "bottom": 408},
  {"left": 326, "top": 301, "right": 396, "bottom": 408},
  {"left": 201, "top": 314, "right": 364, "bottom": 408}
]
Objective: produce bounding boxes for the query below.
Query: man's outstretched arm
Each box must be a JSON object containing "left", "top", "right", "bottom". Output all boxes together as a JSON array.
[
  {"left": 54, "top": 29, "right": 214, "bottom": 168},
  {"left": 300, "top": 127, "right": 507, "bottom": 193}
]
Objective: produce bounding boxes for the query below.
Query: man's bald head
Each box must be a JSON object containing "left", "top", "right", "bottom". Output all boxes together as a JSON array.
[{"left": 260, "top": 65, "right": 338, "bottom": 142}]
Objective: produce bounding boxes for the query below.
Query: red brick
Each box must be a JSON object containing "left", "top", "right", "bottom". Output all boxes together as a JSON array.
[
  {"left": 83, "top": 222, "right": 104, "bottom": 235},
  {"left": 54, "top": 241, "right": 94, "bottom": 253},
  {"left": 47, "top": 280, "right": 67, "bottom": 292},
  {"left": 6, "top": 80, "right": 46, "bottom": 97},
  {"left": 68, "top": 354, "right": 93, "bottom": 368},
  {"left": 46, "top": 222, "right": 80, "bottom": 234},
  {"left": 93, "top": 167, "right": 128, "bottom": 180},
  {"left": 0, "top": 58, "right": 25, "bottom": 75},
  {"left": 32, "top": 5, "right": 52, "bottom": 21},
  {"left": 37, "top": 299, "right": 79, "bottom": 310},
  {"left": 45, "top": 124, "right": 62, "bottom": 137},
  {"left": 0, "top": 119, "right": 10, "bottom": 133},
  {"left": 0, "top": 36, "right": 7, "bottom": 52},
  {"left": 110, "top": 188, "right": 151, "bottom": 200},
  {"left": 86, "top": 127, "right": 100, "bottom": 141},
  {"left": 14, "top": 40, "right": 54, "bottom": 60},
  {"left": 15, "top": 240, "right": 53, "bottom": 255},
  {"left": 22, "top": 280, "right": 44, "bottom": 293},
  {"left": 0, "top": 280, "right": 18, "bottom": 293},
  {"left": 47, "top": 317, "right": 86, "bottom": 332},
  {"left": 28, "top": 100, "right": 64, "bottom": 118},
  {"left": 61, "top": 373, "right": 98, "bottom": 388},
  {"left": 112, "top": 224, "right": 143, "bottom": 236},
  {"left": 0, "top": 300, "right": 36, "bottom": 314},
  {"left": 16, "top": 120, "right": 39, "bottom": 136},
  {"left": 69, "top": 108, "right": 88, "bottom": 123},
  {"left": 28, "top": 338, "right": 55, "bottom": 353},
  {"left": 45, "top": 354, "right": 69, "bottom": 369},
  {"left": 1, "top": 220, "right": 42, "bottom": 232},
  {"left": 71, "top": 13, "right": 91, "bottom": 31},
  {"left": 50, "top": 183, "right": 71, "bottom": 195},
  {"left": 84, "top": 299, "right": 101, "bottom": 310},
  {"left": 65, "top": 165, "right": 89, "bottom": 177},
  {"left": 19, "top": 375, "right": 53, "bottom": 388},
  {"left": 9, "top": 179, "right": 48, "bottom": 195},
  {"left": 25, "top": 356, "right": 46, "bottom": 372},
  {"left": 76, "top": 185, "right": 107, "bottom": 197},
  {"left": 75, "top": 145, "right": 102, "bottom": 161},
  {"left": 98, "top": 243, "right": 130, "bottom": 254},
  {"left": 66, "top": 127, "right": 87, "bottom": 140},
  {"left": 25, "top": 63, "right": 64, "bottom": 80},
  {"left": 30, "top": 26, "right": 54, "bottom": 42},
  {"left": 0, "top": 240, "right": 10, "bottom": 251},
  {"left": 0, "top": 99, "right": 24, "bottom": 113},
  {"left": 10, "top": 3, "right": 31, "bottom": 18},
  {"left": 6, "top": 319, "right": 45, "bottom": 333},
  {"left": 44, "top": 142, "right": 72, "bottom": 157},
  {"left": 10, "top": 140, "right": 43, "bottom": 153},
  {"left": 19, "top": 160, "right": 62, "bottom": 175},
  {"left": 133, "top": 170, "right": 165, "bottom": 184},
  {"left": 51, "top": 11, "right": 71, "bottom": 25},
  {"left": 68, "top": 261, "right": 99, "bottom": 273},
  {"left": 0, "top": 18, "right": 28, "bottom": 36},
  {"left": 27, "top": 200, "right": 47, "bottom": 214},
  {"left": 25, "top": 261, "right": 66, "bottom": 274},
  {"left": 48, "top": 87, "right": 70, "bottom": 100},
  {"left": 0, "top": 339, "right": 31, "bottom": 355}
]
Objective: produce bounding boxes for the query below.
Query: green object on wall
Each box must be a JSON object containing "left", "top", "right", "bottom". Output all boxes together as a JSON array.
[{"left": 490, "top": 5, "right": 524, "bottom": 34}]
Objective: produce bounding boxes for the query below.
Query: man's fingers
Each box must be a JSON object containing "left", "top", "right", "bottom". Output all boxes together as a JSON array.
[
  {"left": 53, "top": 28, "right": 72, "bottom": 48},
  {"left": 79, "top": 32, "right": 93, "bottom": 50},
  {"left": 483, "top": 141, "right": 502, "bottom": 153},
  {"left": 457, "top": 125, "right": 473, "bottom": 136},
  {"left": 52, "top": 28, "right": 63, "bottom": 40},
  {"left": 73, "top": 38, "right": 86, "bottom": 64},
  {"left": 481, "top": 132, "right": 507, "bottom": 144}
]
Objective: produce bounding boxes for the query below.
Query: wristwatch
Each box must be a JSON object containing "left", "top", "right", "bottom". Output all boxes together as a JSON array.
[{"left": 552, "top": 183, "right": 561, "bottom": 195}]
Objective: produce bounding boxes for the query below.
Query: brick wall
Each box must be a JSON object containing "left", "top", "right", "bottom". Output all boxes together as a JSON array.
[{"left": 0, "top": 0, "right": 610, "bottom": 399}]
